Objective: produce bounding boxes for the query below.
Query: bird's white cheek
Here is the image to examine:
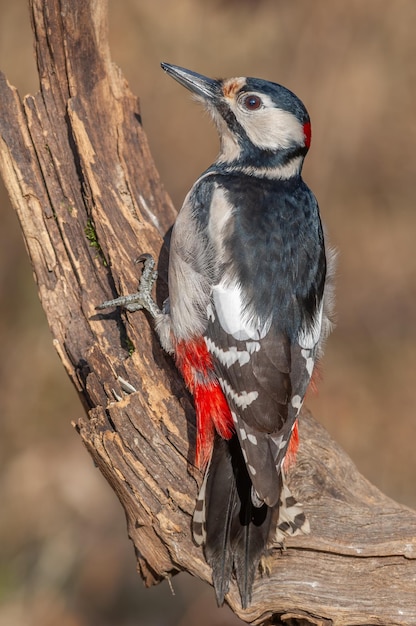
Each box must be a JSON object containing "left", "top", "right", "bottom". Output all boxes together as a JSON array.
[{"left": 234, "top": 105, "right": 305, "bottom": 151}]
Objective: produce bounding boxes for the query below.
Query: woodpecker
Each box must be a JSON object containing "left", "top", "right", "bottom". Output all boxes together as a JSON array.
[{"left": 99, "top": 63, "right": 335, "bottom": 608}]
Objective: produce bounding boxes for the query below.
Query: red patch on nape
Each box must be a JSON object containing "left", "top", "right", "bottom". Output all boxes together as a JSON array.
[
  {"left": 303, "top": 122, "right": 312, "bottom": 149},
  {"left": 283, "top": 420, "right": 299, "bottom": 471},
  {"left": 175, "top": 338, "right": 234, "bottom": 469}
]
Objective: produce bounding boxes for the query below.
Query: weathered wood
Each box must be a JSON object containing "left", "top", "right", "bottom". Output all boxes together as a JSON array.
[{"left": 0, "top": 1, "right": 415, "bottom": 624}]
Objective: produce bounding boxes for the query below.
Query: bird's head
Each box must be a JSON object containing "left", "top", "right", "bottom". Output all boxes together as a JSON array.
[{"left": 161, "top": 62, "right": 311, "bottom": 178}]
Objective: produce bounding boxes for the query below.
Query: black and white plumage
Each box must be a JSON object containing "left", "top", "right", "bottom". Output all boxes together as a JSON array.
[{"left": 100, "top": 63, "right": 335, "bottom": 608}]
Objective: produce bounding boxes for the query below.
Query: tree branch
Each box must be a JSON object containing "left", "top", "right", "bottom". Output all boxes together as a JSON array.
[{"left": 0, "top": 1, "right": 415, "bottom": 624}]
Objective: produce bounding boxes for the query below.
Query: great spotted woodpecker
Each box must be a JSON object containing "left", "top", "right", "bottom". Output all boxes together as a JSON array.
[{"left": 99, "top": 63, "right": 335, "bottom": 608}]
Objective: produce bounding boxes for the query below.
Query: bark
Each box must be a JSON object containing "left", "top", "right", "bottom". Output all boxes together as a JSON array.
[{"left": 0, "top": 1, "right": 415, "bottom": 624}]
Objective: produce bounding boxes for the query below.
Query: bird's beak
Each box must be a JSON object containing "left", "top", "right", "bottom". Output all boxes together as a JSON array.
[{"left": 161, "top": 63, "right": 218, "bottom": 100}]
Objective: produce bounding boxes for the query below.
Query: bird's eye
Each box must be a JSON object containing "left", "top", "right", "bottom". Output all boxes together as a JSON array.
[{"left": 241, "top": 94, "right": 262, "bottom": 111}]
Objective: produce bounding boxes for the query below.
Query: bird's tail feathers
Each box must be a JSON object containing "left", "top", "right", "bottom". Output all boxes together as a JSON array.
[
  {"left": 273, "top": 468, "right": 310, "bottom": 544},
  {"left": 193, "top": 435, "right": 274, "bottom": 608}
]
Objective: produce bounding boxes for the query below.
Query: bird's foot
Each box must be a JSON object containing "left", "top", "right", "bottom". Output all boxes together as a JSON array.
[{"left": 97, "top": 253, "right": 160, "bottom": 318}]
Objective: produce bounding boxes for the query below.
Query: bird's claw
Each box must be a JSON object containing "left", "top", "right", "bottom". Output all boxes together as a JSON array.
[{"left": 97, "top": 254, "right": 160, "bottom": 317}]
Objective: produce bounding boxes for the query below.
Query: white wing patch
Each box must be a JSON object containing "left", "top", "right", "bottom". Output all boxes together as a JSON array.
[
  {"left": 212, "top": 280, "right": 271, "bottom": 341},
  {"left": 218, "top": 377, "right": 258, "bottom": 410}
]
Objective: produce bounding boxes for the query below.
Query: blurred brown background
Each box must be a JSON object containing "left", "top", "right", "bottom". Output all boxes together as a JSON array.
[{"left": 1, "top": 1, "right": 415, "bottom": 624}]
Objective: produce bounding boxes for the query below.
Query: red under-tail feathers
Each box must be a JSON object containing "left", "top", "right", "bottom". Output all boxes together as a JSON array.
[
  {"left": 283, "top": 419, "right": 299, "bottom": 471},
  {"left": 175, "top": 338, "right": 234, "bottom": 468},
  {"left": 175, "top": 338, "right": 303, "bottom": 471}
]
